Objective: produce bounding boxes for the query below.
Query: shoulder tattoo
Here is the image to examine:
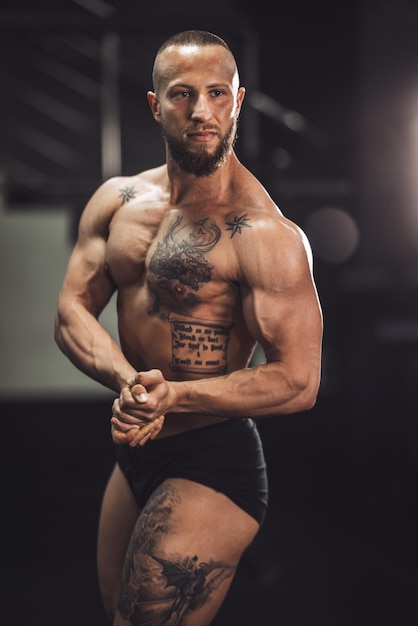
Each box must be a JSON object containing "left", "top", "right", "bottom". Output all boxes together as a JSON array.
[
  {"left": 225, "top": 214, "right": 252, "bottom": 238},
  {"left": 118, "top": 185, "right": 137, "bottom": 204}
]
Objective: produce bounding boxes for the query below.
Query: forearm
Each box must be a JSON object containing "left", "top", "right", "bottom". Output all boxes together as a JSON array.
[
  {"left": 171, "top": 361, "right": 320, "bottom": 418},
  {"left": 54, "top": 305, "right": 135, "bottom": 393}
]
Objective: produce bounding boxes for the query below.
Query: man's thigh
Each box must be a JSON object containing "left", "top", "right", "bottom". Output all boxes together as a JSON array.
[{"left": 115, "top": 477, "right": 260, "bottom": 626}]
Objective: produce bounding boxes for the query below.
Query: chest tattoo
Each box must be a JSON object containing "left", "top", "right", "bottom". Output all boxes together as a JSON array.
[
  {"left": 144, "top": 214, "right": 249, "bottom": 374},
  {"left": 149, "top": 216, "right": 221, "bottom": 291}
]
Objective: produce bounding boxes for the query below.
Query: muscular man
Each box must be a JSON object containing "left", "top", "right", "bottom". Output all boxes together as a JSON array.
[{"left": 55, "top": 30, "right": 323, "bottom": 626}]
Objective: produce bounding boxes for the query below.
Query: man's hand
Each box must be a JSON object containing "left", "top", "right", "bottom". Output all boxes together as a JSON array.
[
  {"left": 110, "top": 368, "right": 172, "bottom": 446},
  {"left": 111, "top": 413, "right": 165, "bottom": 447},
  {"left": 122, "top": 368, "right": 174, "bottom": 421}
]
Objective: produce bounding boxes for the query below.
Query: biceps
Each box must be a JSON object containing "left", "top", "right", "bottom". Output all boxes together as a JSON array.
[
  {"left": 60, "top": 247, "right": 115, "bottom": 315},
  {"left": 243, "top": 285, "right": 322, "bottom": 363}
]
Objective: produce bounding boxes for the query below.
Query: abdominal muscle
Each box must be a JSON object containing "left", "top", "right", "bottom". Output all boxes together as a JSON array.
[{"left": 117, "top": 298, "right": 241, "bottom": 438}]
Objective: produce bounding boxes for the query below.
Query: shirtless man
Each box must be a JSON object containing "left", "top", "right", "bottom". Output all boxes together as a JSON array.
[{"left": 55, "top": 30, "right": 323, "bottom": 626}]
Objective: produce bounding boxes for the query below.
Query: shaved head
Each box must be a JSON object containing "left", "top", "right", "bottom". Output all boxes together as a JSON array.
[{"left": 152, "top": 30, "right": 239, "bottom": 95}]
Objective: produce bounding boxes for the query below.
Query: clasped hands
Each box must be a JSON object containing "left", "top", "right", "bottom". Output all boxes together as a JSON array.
[{"left": 111, "top": 369, "right": 169, "bottom": 447}]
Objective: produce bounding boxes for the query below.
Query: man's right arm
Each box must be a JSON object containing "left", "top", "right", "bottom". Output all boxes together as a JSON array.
[
  {"left": 55, "top": 177, "right": 165, "bottom": 445},
  {"left": 54, "top": 179, "right": 136, "bottom": 393}
]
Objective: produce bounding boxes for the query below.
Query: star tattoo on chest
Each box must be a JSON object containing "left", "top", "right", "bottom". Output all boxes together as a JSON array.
[{"left": 225, "top": 214, "right": 252, "bottom": 238}]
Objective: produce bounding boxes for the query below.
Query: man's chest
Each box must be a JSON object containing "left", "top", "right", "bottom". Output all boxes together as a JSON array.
[{"left": 106, "top": 209, "right": 240, "bottom": 317}]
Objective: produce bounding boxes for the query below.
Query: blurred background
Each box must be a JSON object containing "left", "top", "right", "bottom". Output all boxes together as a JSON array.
[{"left": 1, "top": 0, "right": 418, "bottom": 624}]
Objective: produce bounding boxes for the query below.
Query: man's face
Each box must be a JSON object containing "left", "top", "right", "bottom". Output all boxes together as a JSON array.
[
  {"left": 149, "top": 44, "right": 245, "bottom": 177},
  {"left": 161, "top": 115, "right": 238, "bottom": 177}
]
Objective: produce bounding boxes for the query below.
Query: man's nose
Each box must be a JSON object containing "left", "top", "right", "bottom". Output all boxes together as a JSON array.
[{"left": 190, "top": 94, "right": 212, "bottom": 121}]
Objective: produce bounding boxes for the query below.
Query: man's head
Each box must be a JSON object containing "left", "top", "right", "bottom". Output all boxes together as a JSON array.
[
  {"left": 148, "top": 30, "right": 245, "bottom": 177},
  {"left": 151, "top": 30, "right": 238, "bottom": 95}
]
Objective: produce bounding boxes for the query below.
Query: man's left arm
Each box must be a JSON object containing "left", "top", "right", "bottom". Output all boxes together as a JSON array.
[{"left": 116, "top": 217, "right": 323, "bottom": 422}]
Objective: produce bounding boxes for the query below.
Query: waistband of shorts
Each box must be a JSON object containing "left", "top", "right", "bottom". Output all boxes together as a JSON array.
[{"left": 131, "top": 417, "right": 254, "bottom": 452}]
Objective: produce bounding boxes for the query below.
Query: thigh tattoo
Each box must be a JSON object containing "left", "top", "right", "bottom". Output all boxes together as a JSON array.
[{"left": 117, "top": 482, "right": 236, "bottom": 625}]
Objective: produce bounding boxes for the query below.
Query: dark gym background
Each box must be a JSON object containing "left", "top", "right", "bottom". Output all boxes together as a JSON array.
[{"left": 1, "top": 1, "right": 418, "bottom": 624}]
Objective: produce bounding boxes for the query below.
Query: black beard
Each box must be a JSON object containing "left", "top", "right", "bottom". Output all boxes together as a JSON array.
[{"left": 162, "top": 121, "right": 238, "bottom": 178}]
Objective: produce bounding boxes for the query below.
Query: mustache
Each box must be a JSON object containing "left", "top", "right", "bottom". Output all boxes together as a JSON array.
[{"left": 183, "top": 125, "right": 220, "bottom": 134}]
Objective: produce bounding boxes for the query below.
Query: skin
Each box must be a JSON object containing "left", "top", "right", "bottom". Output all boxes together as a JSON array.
[{"left": 55, "top": 40, "right": 323, "bottom": 626}]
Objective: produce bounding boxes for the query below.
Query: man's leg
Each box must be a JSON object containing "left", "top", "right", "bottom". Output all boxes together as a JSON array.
[
  {"left": 114, "top": 477, "right": 260, "bottom": 626},
  {"left": 97, "top": 463, "right": 141, "bottom": 622}
]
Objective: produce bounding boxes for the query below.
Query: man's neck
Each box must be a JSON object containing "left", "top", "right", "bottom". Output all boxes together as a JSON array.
[{"left": 166, "top": 152, "right": 240, "bottom": 207}]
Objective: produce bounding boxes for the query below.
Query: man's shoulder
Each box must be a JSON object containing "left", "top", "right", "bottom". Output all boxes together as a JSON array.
[
  {"left": 235, "top": 165, "right": 281, "bottom": 215},
  {"left": 84, "top": 167, "right": 167, "bottom": 220},
  {"left": 232, "top": 175, "right": 284, "bottom": 229},
  {"left": 232, "top": 170, "right": 311, "bottom": 260},
  {"left": 138, "top": 164, "right": 168, "bottom": 185},
  {"left": 103, "top": 165, "right": 168, "bottom": 196}
]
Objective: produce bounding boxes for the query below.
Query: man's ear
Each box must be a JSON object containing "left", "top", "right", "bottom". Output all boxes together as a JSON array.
[
  {"left": 235, "top": 86, "right": 246, "bottom": 116},
  {"left": 147, "top": 91, "right": 161, "bottom": 122}
]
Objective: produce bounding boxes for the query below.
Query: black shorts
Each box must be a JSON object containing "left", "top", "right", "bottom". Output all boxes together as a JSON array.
[{"left": 116, "top": 418, "right": 268, "bottom": 526}]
